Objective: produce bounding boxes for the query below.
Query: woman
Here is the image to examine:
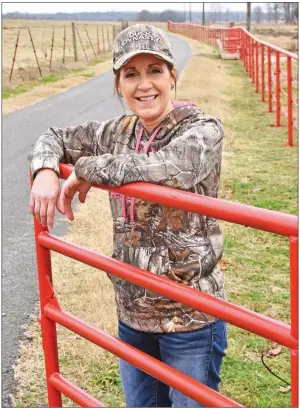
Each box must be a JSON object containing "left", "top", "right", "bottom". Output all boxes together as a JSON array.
[{"left": 29, "top": 24, "right": 227, "bottom": 408}]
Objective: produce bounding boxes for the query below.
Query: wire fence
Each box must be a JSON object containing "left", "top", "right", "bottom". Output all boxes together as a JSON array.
[{"left": 3, "top": 21, "right": 122, "bottom": 87}]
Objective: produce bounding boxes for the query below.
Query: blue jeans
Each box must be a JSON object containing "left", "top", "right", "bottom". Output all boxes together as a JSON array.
[{"left": 118, "top": 319, "right": 228, "bottom": 407}]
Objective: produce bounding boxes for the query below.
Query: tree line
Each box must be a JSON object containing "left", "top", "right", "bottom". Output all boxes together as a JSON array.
[
  {"left": 137, "top": 3, "right": 298, "bottom": 24},
  {"left": 3, "top": 4, "right": 298, "bottom": 24},
  {"left": 254, "top": 3, "right": 298, "bottom": 24}
]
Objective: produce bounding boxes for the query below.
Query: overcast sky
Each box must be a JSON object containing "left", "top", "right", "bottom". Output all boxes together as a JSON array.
[{"left": 2, "top": 2, "right": 266, "bottom": 14}]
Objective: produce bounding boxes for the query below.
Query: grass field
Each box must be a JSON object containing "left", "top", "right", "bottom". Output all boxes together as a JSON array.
[
  {"left": 9, "top": 24, "right": 298, "bottom": 408},
  {"left": 251, "top": 23, "right": 298, "bottom": 53},
  {"left": 2, "top": 19, "right": 122, "bottom": 88}
]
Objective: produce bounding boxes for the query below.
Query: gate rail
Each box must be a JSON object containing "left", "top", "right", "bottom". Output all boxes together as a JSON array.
[
  {"left": 168, "top": 22, "right": 298, "bottom": 147},
  {"left": 32, "top": 164, "right": 298, "bottom": 407}
]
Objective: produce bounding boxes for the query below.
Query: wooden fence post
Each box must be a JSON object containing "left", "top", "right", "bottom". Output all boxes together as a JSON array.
[
  {"left": 85, "top": 26, "right": 97, "bottom": 58},
  {"left": 102, "top": 26, "right": 105, "bottom": 53},
  {"left": 113, "top": 26, "right": 117, "bottom": 42},
  {"left": 97, "top": 26, "right": 100, "bottom": 55},
  {"left": 63, "top": 26, "right": 66, "bottom": 64},
  {"left": 76, "top": 25, "right": 88, "bottom": 62},
  {"left": 106, "top": 26, "right": 110, "bottom": 51},
  {"left": 72, "top": 22, "right": 78, "bottom": 62},
  {"left": 27, "top": 27, "right": 43, "bottom": 78},
  {"left": 49, "top": 27, "right": 55, "bottom": 72},
  {"left": 9, "top": 30, "right": 20, "bottom": 82}
]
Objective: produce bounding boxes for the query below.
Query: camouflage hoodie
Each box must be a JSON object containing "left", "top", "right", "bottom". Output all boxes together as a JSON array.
[{"left": 30, "top": 104, "right": 225, "bottom": 333}]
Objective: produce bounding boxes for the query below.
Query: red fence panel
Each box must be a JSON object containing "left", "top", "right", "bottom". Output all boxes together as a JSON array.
[
  {"left": 168, "top": 22, "right": 298, "bottom": 147},
  {"left": 31, "top": 164, "right": 298, "bottom": 407}
]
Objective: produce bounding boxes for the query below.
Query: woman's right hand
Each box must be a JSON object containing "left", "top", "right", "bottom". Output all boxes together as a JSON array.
[{"left": 29, "top": 169, "right": 61, "bottom": 230}]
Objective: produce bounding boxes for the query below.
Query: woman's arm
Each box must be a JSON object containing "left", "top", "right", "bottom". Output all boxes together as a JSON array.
[
  {"left": 29, "top": 115, "right": 127, "bottom": 228},
  {"left": 29, "top": 116, "right": 126, "bottom": 180},
  {"left": 73, "top": 117, "right": 223, "bottom": 190}
]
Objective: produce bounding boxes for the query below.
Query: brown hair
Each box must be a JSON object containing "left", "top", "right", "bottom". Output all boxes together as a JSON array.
[{"left": 114, "top": 62, "right": 178, "bottom": 100}]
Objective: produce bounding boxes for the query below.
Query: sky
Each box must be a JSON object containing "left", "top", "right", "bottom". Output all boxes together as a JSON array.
[{"left": 2, "top": 2, "right": 266, "bottom": 14}]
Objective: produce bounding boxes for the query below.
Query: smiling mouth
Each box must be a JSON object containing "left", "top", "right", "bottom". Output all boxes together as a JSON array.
[{"left": 136, "top": 95, "right": 158, "bottom": 101}]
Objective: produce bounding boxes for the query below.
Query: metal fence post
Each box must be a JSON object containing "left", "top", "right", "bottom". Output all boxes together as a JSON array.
[
  {"left": 268, "top": 47, "right": 273, "bottom": 112},
  {"left": 33, "top": 223, "right": 62, "bottom": 406},
  {"left": 256, "top": 41, "right": 259, "bottom": 93},
  {"left": 251, "top": 39, "right": 255, "bottom": 84},
  {"left": 249, "top": 38, "right": 253, "bottom": 80},
  {"left": 261, "top": 44, "right": 265, "bottom": 102},
  {"left": 276, "top": 51, "right": 281, "bottom": 127},
  {"left": 30, "top": 173, "right": 62, "bottom": 407},
  {"left": 289, "top": 236, "right": 298, "bottom": 407},
  {"left": 287, "top": 56, "right": 293, "bottom": 146}
]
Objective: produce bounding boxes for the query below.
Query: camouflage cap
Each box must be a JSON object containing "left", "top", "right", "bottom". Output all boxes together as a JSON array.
[{"left": 113, "top": 24, "right": 174, "bottom": 71}]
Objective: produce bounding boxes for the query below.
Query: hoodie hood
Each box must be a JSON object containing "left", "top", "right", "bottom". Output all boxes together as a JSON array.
[{"left": 137, "top": 103, "right": 202, "bottom": 143}]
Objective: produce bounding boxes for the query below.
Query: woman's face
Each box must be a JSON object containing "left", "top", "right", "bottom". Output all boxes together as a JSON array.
[{"left": 118, "top": 54, "right": 175, "bottom": 131}]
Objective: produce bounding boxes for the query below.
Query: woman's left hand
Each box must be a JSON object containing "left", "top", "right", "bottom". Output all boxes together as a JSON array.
[{"left": 57, "top": 171, "right": 91, "bottom": 221}]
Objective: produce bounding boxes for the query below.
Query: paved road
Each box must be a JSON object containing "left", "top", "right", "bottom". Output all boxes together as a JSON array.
[{"left": 2, "top": 34, "right": 192, "bottom": 407}]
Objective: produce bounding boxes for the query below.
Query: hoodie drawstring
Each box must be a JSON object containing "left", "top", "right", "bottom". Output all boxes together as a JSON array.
[
  {"left": 112, "top": 126, "right": 160, "bottom": 225},
  {"left": 129, "top": 126, "right": 160, "bottom": 224}
]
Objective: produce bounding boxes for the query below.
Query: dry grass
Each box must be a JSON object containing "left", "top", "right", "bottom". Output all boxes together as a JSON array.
[
  {"left": 251, "top": 23, "right": 298, "bottom": 53},
  {"left": 177, "top": 40, "right": 231, "bottom": 122},
  {"left": 2, "top": 19, "right": 120, "bottom": 88},
  {"left": 3, "top": 20, "right": 168, "bottom": 89}
]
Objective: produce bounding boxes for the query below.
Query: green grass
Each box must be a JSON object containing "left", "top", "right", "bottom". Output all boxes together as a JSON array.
[
  {"left": 81, "top": 72, "right": 95, "bottom": 78},
  {"left": 2, "top": 74, "right": 64, "bottom": 99},
  {"left": 39, "top": 74, "right": 63, "bottom": 84},
  {"left": 217, "top": 59, "right": 297, "bottom": 407},
  {"left": 88, "top": 356, "right": 124, "bottom": 407},
  {"left": 2, "top": 83, "right": 35, "bottom": 99}
]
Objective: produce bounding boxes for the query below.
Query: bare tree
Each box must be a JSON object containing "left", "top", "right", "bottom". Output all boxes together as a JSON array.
[
  {"left": 292, "top": 2, "right": 298, "bottom": 23},
  {"left": 273, "top": 3, "right": 280, "bottom": 24},
  {"left": 266, "top": 3, "right": 273, "bottom": 22},
  {"left": 210, "top": 3, "right": 218, "bottom": 22},
  {"left": 217, "top": 3, "right": 223, "bottom": 23},
  {"left": 283, "top": 2, "right": 292, "bottom": 23},
  {"left": 226, "top": 8, "right": 230, "bottom": 22},
  {"left": 254, "top": 5, "right": 263, "bottom": 23},
  {"left": 277, "top": 2, "right": 298, "bottom": 23}
]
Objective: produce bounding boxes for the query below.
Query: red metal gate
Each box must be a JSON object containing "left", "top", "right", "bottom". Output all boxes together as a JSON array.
[
  {"left": 168, "top": 22, "right": 298, "bottom": 147},
  {"left": 32, "top": 163, "right": 298, "bottom": 407}
]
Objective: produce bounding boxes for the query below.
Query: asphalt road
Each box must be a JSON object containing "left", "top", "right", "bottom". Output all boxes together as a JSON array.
[{"left": 2, "top": 33, "right": 192, "bottom": 407}]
